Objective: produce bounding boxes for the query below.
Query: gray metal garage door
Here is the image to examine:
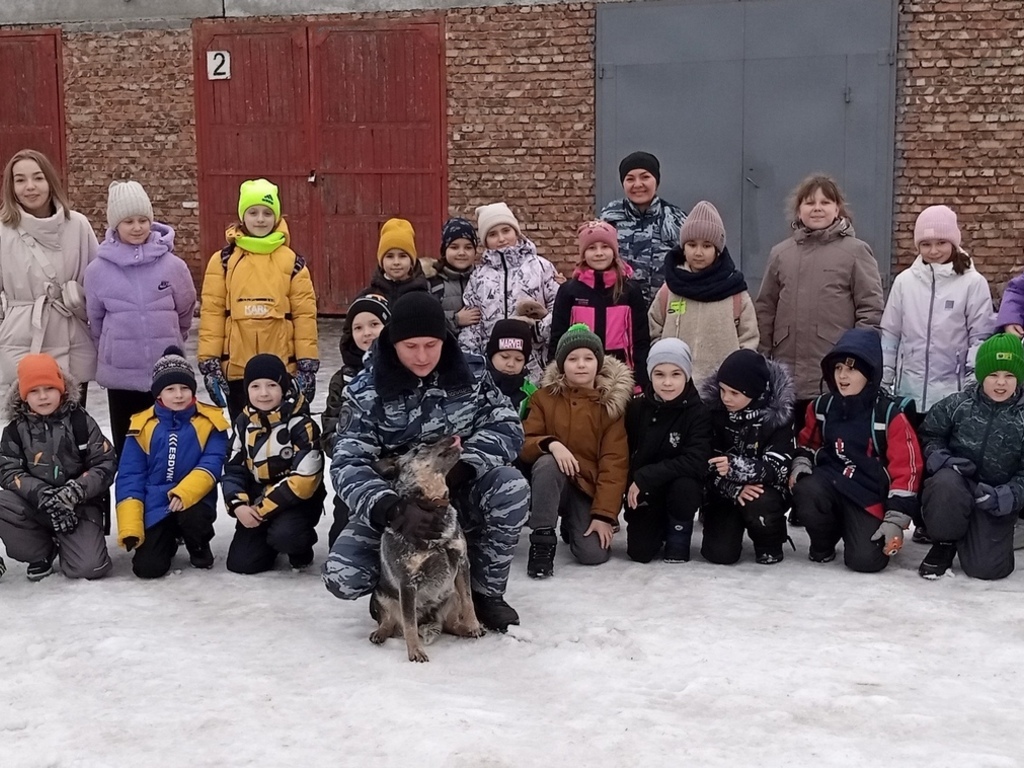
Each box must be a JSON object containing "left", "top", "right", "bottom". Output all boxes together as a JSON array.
[{"left": 596, "top": 0, "right": 898, "bottom": 286}]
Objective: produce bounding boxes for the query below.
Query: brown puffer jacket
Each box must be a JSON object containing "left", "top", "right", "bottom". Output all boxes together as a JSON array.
[
  {"left": 521, "top": 356, "right": 633, "bottom": 523},
  {"left": 754, "top": 218, "right": 884, "bottom": 400}
]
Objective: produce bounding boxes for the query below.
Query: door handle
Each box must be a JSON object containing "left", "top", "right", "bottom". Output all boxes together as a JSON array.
[
  {"left": 308, "top": 169, "right": 317, "bottom": 184},
  {"left": 745, "top": 175, "right": 759, "bottom": 189}
]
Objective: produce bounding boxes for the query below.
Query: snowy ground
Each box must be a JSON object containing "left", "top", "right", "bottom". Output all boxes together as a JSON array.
[{"left": 3, "top": 320, "right": 1023, "bottom": 768}]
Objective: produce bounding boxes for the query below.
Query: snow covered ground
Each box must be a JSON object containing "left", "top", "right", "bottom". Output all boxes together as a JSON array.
[{"left": 3, "top": 320, "right": 1023, "bottom": 768}]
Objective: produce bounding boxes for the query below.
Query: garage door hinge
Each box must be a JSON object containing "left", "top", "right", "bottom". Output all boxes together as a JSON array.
[
  {"left": 598, "top": 66, "right": 604, "bottom": 79},
  {"left": 844, "top": 86, "right": 852, "bottom": 104}
]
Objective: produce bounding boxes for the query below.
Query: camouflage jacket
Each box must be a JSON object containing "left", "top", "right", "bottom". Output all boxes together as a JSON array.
[
  {"left": 600, "top": 196, "right": 686, "bottom": 304},
  {"left": 332, "top": 332, "right": 525, "bottom": 525}
]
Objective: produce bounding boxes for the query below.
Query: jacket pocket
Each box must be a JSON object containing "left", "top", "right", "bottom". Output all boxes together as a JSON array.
[{"left": 772, "top": 325, "right": 791, "bottom": 351}]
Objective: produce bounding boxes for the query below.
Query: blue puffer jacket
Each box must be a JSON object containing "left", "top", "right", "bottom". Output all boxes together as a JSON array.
[{"left": 115, "top": 401, "right": 230, "bottom": 545}]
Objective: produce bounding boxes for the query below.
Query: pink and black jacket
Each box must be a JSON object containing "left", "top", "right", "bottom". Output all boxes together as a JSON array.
[{"left": 550, "top": 265, "right": 651, "bottom": 389}]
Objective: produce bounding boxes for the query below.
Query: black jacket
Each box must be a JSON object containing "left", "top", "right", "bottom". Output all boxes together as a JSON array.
[
  {"left": 625, "top": 379, "right": 713, "bottom": 496},
  {"left": 362, "top": 265, "right": 430, "bottom": 305}
]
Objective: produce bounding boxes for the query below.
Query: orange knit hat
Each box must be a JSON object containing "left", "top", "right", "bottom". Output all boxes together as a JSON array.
[{"left": 18, "top": 354, "right": 66, "bottom": 400}]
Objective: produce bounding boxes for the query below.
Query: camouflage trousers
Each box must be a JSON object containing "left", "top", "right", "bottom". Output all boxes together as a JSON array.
[{"left": 322, "top": 465, "right": 529, "bottom": 600}]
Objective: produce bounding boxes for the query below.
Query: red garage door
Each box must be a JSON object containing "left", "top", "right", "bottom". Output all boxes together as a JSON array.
[
  {"left": 0, "top": 30, "right": 66, "bottom": 177},
  {"left": 194, "top": 20, "right": 446, "bottom": 314}
]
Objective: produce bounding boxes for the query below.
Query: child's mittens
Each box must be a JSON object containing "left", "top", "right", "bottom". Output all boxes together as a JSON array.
[
  {"left": 515, "top": 298, "right": 547, "bottom": 320},
  {"left": 974, "top": 482, "right": 1015, "bottom": 516},
  {"left": 295, "top": 358, "right": 320, "bottom": 403},
  {"left": 788, "top": 456, "right": 813, "bottom": 487},
  {"left": 926, "top": 449, "right": 976, "bottom": 477},
  {"left": 871, "top": 510, "right": 912, "bottom": 556},
  {"left": 199, "top": 358, "right": 230, "bottom": 408}
]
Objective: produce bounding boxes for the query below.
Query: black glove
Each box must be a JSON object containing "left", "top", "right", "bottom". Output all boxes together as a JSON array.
[
  {"left": 446, "top": 460, "right": 475, "bottom": 492},
  {"left": 41, "top": 481, "right": 85, "bottom": 535},
  {"left": 387, "top": 498, "right": 446, "bottom": 543},
  {"left": 123, "top": 536, "right": 140, "bottom": 552}
]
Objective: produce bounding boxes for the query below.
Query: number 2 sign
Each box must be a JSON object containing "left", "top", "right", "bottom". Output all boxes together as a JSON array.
[{"left": 206, "top": 50, "right": 231, "bottom": 80}]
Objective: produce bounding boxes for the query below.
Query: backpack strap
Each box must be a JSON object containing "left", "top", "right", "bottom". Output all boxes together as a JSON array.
[
  {"left": 69, "top": 407, "right": 112, "bottom": 535},
  {"left": 871, "top": 395, "right": 916, "bottom": 459},
  {"left": 732, "top": 293, "right": 742, "bottom": 326}
]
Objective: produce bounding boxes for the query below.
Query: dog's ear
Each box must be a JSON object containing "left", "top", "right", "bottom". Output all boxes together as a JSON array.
[{"left": 372, "top": 455, "right": 400, "bottom": 480}]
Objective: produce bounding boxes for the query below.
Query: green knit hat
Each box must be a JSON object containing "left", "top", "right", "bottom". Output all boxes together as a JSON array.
[
  {"left": 238, "top": 178, "right": 281, "bottom": 222},
  {"left": 555, "top": 323, "right": 604, "bottom": 371},
  {"left": 975, "top": 333, "right": 1024, "bottom": 383}
]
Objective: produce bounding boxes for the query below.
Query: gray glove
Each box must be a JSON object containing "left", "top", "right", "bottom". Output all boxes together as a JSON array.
[
  {"left": 295, "top": 358, "right": 319, "bottom": 403},
  {"left": 974, "top": 482, "right": 1016, "bottom": 516},
  {"left": 925, "top": 449, "right": 976, "bottom": 477},
  {"left": 789, "top": 456, "right": 813, "bottom": 485},
  {"left": 870, "top": 510, "right": 912, "bottom": 556},
  {"left": 41, "top": 480, "right": 85, "bottom": 534}
]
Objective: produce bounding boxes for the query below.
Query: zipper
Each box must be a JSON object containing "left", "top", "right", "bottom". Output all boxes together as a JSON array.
[
  {"left": 921, "top": 265, "right": 936, "bottom": 410},
  {"left": 977, "top": 404, "right": 996, "bottom": 478},
  {"left": 501, "top": 253, "right": 509, "bottom": 318}
]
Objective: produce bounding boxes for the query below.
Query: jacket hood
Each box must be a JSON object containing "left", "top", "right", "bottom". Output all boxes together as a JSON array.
[
  {"left": 371, "top": 329, "right": 475, "bottom": 400},
  {"left": 538, "top": 356, "right": 634, "bottom": 419},
  {"left": 96, "top": 221, "right": 175, "bottom": 267},
  {"left": 3, "top": 367, "right": 83, "bottom": 420},
  {"left": 572, "top": 261, "right": 634, "bottom": 289},
  {"left": 603, "top": 195, "right": 668, "bottom": 223},
  {"left": 368, "top": 264, "right": 428, "bottom": 294},
  {"left": 480, "top": 237, "right": 539, "bottom": 271},
  {"left": 821, "top": 328, "right": 883, "bottom": 391},
  {"left": 792, "top": 216, "right": 855, "bottom": 244},
  {"left": 701, "top": 357, "right": 796, "bottom": 430},
  {"left": 907, "top": 252, "right": 977, "bottom": 280}
]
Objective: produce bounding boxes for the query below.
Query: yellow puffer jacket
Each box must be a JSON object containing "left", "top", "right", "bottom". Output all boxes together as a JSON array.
[{"left": 198, "top": 219, "right": 318, "bottom": 381}]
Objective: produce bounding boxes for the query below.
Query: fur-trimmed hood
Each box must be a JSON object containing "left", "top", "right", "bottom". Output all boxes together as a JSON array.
[
  {"left": 538, "top": 356, "right": 634, "bottom": 419},
  {"left": 2, "top": 367, "right": 82, "bottom": 421},
  {"left": 700, "top": 357, "right": 795, "bottom": 431}
]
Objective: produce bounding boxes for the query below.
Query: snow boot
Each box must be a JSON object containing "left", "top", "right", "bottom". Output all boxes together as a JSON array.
[
  {"left": 919, "top": 542, "right": 957, "bottom": 579},
  {"left": 808, "top": 546, "right": 836, "bottom": 563},
  {"left": 912, "top": 524, "right": 932, "bottom": 545},
  {"left": 527, "top": 528, "right": 557, "bottom": 579},
  {"left": 788, "top": 508, "right": 804, "bottom": 527},
  {"left": 187, "top": 542, "right": 214, "bottom": 570},
  {"left": 472, "top": 591, "right": 520, "bottom": 633},
  {"left": 289, "top": 548, "right": 315, "bottom": 571},
  {"left": 663, "top": 525, "right": 692, "bottom": 563},
  {"left": 26, "top": 557, "right": 55, "bottom": 581}
]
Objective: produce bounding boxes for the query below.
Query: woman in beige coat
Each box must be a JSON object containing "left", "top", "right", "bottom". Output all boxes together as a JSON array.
[
  {"left": 755, "top": 175, "right": 883, "bottom": 407},
  {"left": 0, "top": 150, "right": 98, "bottom": 397}
]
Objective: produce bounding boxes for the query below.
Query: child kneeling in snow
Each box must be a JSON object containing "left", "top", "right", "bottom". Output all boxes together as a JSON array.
[
  {"left": 486, "top": 319, "right": 538, "bottom": 419},
  {"left": 520, "top": 324, "right": 633, "bottom": 577},
  {"left": 0, "top": 354, "right": 115, "bottom": 580},
  {"left": 624, "top": 338, "right": 713, "bottom": 563},
  {"left": 116, "top": 347, "right": 230, "bottom": 578},
  {"left": 701, "top": 349, "right": 795, "bottom": 565},
  {"left": 917, "top": 334, "right": 1024, "bottom": 580},
  {"left": 790, "top": 329, "right": 922, "bottom": 572},
  {"left": 223, "top": 354, "right": 326, "bottom": 574}
]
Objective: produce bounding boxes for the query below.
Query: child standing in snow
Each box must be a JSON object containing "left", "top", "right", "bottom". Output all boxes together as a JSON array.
[
  {"left": 0, "top": 354, "right": 115, "bottom": 580},
  {"left": 460, "top": 202, "right": 560, "bottom": 380},
  {"left": 916, "top": 334, "right": 1024, "bottom": 580},
  {"left": 551, "top": 220, "right": 650, "bottom": 389},
  {"left": 423, "top": 217, "right": 480, "bottom": 337},
  {"left": 790, "top": 329, "right": 922, "bottom": 573},
  {"left": 223, "top": 354, "right": 326, "bottom": 574},
  {"left": 115, "top": 347, "right": 229, "bottom": 578},
  {"left": 197, "top": 178, "right": 319, "bottom": 421},
  {"left": 700, "top": 349, "right": 795, "bottom": 565},
  {"left": 84, "top": 180, "right": 196, "bottom": 456},
  {"left": 362, "top": 218, "right": 429, "bottom": 304},
  {"left": 520, "top": 324, "right": 633, "bottom": 577},
  {"left": 624, "top": 338, "right": 713, "bottom": 563},
  {"left": 321, "top": 293, "right": 390, "bottom": 547},
  {"left": 648, "top": 201, "right": 758, "bottom": 389}
]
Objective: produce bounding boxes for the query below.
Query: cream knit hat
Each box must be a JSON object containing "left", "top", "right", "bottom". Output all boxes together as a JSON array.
[
  {"left": 475, "top": 202, "right": 521, "bottom": 242},
  {"left": 107, "top": 180, "right": 154, "bottom": 229}
]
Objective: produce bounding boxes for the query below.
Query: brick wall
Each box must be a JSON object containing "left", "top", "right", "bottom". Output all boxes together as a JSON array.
[
  {"left": 895, "top": 1, "right": 1024, "bottom": 285},
  {"left": 62, "top": 28, "right": 200, "bottom": 278}
]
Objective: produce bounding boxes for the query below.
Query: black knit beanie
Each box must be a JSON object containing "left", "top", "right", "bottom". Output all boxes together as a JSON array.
[
  {"left": 717, "top": 349, "right": 770, "bottom": 400},
  {"left": 619, "top": 151, "right": 661, "bottom": 184},
  {"left": 388, "top": 291, "right": 446, "bottom": 343},
  {"left": 243, "top": 354, "right": 290, "bottom": 391},
  {"left": 151, "top": 345, "right": 196, "bottom": 398},
  {"left": 486, "top": 319, "right": 533, "bottom": 361},
  {"left": 440, "top": 217, "right": 479, "bottom": 256}
]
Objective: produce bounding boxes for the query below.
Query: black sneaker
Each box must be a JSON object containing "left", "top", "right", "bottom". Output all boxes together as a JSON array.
[
  {"left": 472, "top": 592, "right": 520, "bottom": 633},
  {"left": 919, "top": 542, "right": 957, "bottom": 580},
  {"left": 289, "top": 549, "right": 315, "bottom": 571},
  {"left": 788, "top": 508, "right": 804, "bottom": 527},
  {"left": 27, "top": 555, "right": 55, "bottom": 581},
  {"left": 912, "top": 525, "right": 932, "bottom": 545},
  {"left": 527, "top": 528, "right": 556, "bottom": 579},
  {"left": 187, "top": 542, "right": 214, "bottom": 570},
  {"left": 808, "top": 547, "right": 836, "bottom": 563},
  {"left": 756, "top": 550, "right": 784, "bottom": 565}
]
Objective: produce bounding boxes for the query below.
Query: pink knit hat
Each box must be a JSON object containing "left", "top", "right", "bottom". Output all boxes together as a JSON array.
[
  {"left": 679, "top": 200, "right": 726, "bottom": 252},
  {"left": 577, "top": 220, "right": 619, "bottom": 262},
  {"left": 914, "top": 205, "right": 961, "bottom": 249}
]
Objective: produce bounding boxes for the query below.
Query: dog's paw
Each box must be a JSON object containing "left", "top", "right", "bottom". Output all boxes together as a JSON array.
[
  {"left": 450, "top": 622, "right": 486, "bottom": 639},
  {"left": 419, "top": 622, "right": 442, "bottom": 645},
  {"left": 369, "top": 629, "right": 389, "bottom": 645},
  {"left": 408, "top": 646, "right": 430, "bottom": 662}
]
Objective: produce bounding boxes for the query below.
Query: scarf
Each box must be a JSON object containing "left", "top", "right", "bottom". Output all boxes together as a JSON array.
[
  {"left": 664, "top": 244, "right": 747, "bottom": 302},
  {"left": 235, "top": 231, "right": 286, "bottom": 254}
]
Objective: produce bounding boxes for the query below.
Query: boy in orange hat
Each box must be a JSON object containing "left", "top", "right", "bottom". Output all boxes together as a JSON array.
[{"left": 0, "top": 354, "right": 116, "bottom": 580}]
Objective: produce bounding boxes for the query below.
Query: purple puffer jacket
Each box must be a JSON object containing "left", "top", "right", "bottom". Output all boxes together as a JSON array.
[
  {"left": 996, "top": 274, "right": 1024, "bottom": 329},
  {"left": 83, "top": 222, "right": 196, "bottom": 392}
]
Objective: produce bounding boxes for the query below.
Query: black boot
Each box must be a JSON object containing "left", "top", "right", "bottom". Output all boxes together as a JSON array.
[
  {"left": 288, "top": 548, "right": 315, "bottom": 571},
  {"left": 527, "top": 528, "right": 557, "bottom": 579},
  {"left": 187, "top": 542, "right": 214, "bottom": 570},
  {"left": 788, "top": 508, "right": 804, "bottom": 527},
  {"left": 919, "top": 542, "right": 957, "bottom": 579},
  {"left": 472, "top": 592, "right": 520, "bottom": 633},
  {"left": 912, "top": 524, "right": 932, "bottom": 545}
]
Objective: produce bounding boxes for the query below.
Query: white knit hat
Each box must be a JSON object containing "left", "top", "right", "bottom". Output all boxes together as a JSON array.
[
  {"left": 107, "top": 180, "right": 153, "bottom": 229},
  {"left": 475, "top": 202, "right": 521, "bottom": 242}
]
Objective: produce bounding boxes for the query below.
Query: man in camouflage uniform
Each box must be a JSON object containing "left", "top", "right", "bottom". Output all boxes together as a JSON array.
[
  {"left": 322, "top": 292, "right": 528, "bottom": 632},
  {"left": 599, "top": 151, "right": 686, "bottom": 304}
]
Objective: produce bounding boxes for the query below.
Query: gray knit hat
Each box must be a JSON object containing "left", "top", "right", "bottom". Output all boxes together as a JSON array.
[
  {"left": 647, "top": 338, "right": 693, "bottom": 381},
  {"left": 678, "top": 200, "right": 726, "bottom": 252},
  {"left": 151, "top": 345, "right": 196, "bottom": 398},
  {"left": 555, "top": 323, "right": 604, "bottom": 371},
  {"left": 107, "top": 180, "right": 154, "bottom": 230}
]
